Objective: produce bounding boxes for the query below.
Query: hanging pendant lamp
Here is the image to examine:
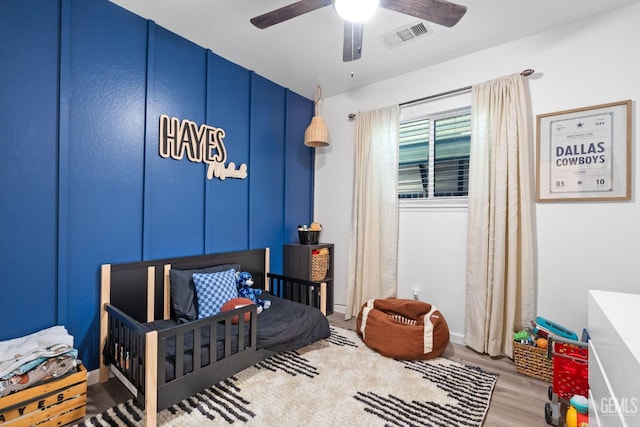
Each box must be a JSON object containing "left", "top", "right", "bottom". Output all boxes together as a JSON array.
[{"left": 304, "top": 84, "right": 330, "bottom": 147}]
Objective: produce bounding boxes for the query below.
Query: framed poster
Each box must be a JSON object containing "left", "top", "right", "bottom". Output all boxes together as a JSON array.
[{"left": 536, "top": 100, "right": 632, "bottom": 202}]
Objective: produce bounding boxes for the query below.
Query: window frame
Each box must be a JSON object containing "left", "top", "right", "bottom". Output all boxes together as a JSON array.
[{"left": 398, "top": 105, "right": 471, "bottom": 208}]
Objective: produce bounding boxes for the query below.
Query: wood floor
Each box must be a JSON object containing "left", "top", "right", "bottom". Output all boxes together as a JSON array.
[
  {"left": 442, "top": 338, "right": 551, "bottom": 426},
  {"left": 71, "top": 313, "right": 552, "bottom": 426}
]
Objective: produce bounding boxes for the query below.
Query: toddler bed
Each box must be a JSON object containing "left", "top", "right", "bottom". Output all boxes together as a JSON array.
[{"left": 99, "top": 248, "right": 329, "bottom": 426}]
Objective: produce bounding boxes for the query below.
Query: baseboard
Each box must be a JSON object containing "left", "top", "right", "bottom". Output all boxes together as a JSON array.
[
  {"left": 333, "top": 304, "right": 346, "bottom": 314},
  {"left": 86, "top": 367, "right": 101, "bottom": 386},
  {"left": 449, "top": 331, "right": 464, "bottom": 345}
]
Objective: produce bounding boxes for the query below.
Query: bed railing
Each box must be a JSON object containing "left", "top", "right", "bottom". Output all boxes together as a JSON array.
[
  {"left": 155, "top": 306, "right": 258, "bottom": 386},
  {"left": 103, "top": 301, "right": 263, "bottom": 424},
  {"left": 267, "top": 273, "right": 327, "bottom": 315},
  {"left": 104, "top": 303, "right": 148, "bottom": 394},
  {"left": 153, "top": 305, "right": 262, "bottom": 411}
]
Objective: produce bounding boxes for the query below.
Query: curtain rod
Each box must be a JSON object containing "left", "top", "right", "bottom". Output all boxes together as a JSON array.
[{"left": 347, "top": 68, "right": 535, "bottom": 119}]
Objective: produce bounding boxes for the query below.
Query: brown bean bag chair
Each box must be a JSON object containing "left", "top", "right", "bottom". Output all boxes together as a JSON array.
[{"left": 356, "top": 298, "right": 450, "bottom": 360}]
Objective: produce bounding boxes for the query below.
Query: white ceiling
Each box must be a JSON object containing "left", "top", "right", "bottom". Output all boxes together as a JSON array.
[{"left": 109, "top": 0, "right": 640, "bottom": 100}]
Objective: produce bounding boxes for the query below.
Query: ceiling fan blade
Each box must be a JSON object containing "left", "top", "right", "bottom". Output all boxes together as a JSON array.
[
  {"left": 380, "top": 0, "right": 467, "bottom": 27},
  {"left": 250, "top": 0, "right": 333, "bottom": 29},
  {"left": 343, "top": 21, "right": 363, "bottom": 62}
]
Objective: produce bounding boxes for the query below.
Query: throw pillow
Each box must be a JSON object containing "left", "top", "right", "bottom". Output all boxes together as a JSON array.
[
  {"left": 169, "top": 263, "right": 240, "bottom": 323},
  {"left": 192, "top": 269, "right": 238, "bottom": 319}
]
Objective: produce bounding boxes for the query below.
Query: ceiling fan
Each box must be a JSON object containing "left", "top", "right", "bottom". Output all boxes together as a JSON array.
[{"left": 250, "top": 0, "right": 467, "bottom": 62}]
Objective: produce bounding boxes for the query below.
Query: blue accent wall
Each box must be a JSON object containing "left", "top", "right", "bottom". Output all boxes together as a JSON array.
[
  {"left": 145, "top": 24, "right": 208, "bottom": 259},
  {"left": 0, "top": 0, "right": 314, "bottom": 371},
  {"left": 205, "top": 54, "right": 252, "bottom": 252},
  {"left": 249, "top": 75, "right": 287, "bottom": 273},
  {"left": 285, "top": 91, "right": 316, "bottom": 243},
  {"left": 0, "top": 0, "right": 61, "bottom": 339}
]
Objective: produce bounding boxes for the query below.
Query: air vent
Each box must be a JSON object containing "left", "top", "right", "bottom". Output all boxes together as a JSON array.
[{"left": 381, "top": 21, "right": 433, "bottom": 49}]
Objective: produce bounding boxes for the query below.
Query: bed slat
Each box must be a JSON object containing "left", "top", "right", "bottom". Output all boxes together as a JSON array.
[
  {"left": 267, "top": 273, "right": 327, "bottom": 315},
  {"left": 193, "top": 327, "right": 201, "bottom": 371},
  {"left": 174, "top": 331, "right": 184, "bottom": 380}
]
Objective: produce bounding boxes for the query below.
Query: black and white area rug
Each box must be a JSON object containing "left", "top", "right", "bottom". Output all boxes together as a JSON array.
[{"left": 76, "top": 327, "right": 498, "bottom": 426}]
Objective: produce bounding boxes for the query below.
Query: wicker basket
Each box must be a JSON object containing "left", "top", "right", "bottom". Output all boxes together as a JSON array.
[
  {"left": 513, "top": 341, "right": 553, "bottom": 382},
  {"left": 311, "top": 249, "right": 329, "bottom": 281}
]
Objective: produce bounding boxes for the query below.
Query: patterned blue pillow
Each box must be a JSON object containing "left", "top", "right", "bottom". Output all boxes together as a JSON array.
[{"left": 192, "top": 269, "right": 238, "bottom": 319}]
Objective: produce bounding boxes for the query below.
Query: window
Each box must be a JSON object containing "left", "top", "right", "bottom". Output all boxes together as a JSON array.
[{"left": 398, "top": 107, "right": 471, "bottom": 199}]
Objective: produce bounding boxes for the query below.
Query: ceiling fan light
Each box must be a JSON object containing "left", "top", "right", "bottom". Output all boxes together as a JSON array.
[{"left": 334, "top": 0, "right": 379, "bottom": 23}]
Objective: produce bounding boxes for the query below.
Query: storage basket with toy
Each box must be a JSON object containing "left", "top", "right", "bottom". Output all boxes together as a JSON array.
[
  {"left": 513, "top": 341, "right": 554, "bottom": 382},
  {"left": 298, "top": 222, "right": 322, "bottom": 245},
  {"left": 311, "top": 247, "right": 330, "bottom": 281},
  {"left": 512, "top": 316, "right": 579, "bottom": 383}
]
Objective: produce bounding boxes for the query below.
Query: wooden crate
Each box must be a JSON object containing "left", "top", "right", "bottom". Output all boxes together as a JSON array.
[{"left": 0, "top": 364, "right": 87, "bottom": 426}]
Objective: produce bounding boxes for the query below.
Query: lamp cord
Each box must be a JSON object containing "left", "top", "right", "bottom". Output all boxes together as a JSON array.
[{"left": 315, "top": 84, "right": 321, "bottom": 116}]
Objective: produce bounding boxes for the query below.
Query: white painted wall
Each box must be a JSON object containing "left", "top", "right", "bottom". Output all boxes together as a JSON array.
[{"left": 314, "top": 2, "right": 640, "bottom": 342}]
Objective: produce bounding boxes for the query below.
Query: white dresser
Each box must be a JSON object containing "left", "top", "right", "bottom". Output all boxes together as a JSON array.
[{"left": 588, "top": 290, "right": 640, "bottom": 426}]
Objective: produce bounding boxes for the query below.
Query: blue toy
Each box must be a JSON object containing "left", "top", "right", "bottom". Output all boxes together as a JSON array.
[
  {"left": 236, "top": 271, "right": 271, "bottom": 313},
  {"left": 533, "top": 316, "right": 578, "bottom": 341}
]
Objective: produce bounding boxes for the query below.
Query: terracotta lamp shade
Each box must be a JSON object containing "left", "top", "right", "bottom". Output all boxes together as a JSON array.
[{"left": 304, "top": 115, "right": 330, "bottom": 147}]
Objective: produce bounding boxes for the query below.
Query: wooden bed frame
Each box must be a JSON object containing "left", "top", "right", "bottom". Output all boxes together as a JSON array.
[{"left": 99, "top": 247, "right": 327, "bottom": 426}]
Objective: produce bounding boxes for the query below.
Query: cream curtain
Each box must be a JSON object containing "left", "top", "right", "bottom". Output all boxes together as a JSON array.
[
  {"left": 465, "top": 73, "right": 535, "bottom": 357},
  {"left": 345, "top": 105, "right": 400, "bottom": 320}
]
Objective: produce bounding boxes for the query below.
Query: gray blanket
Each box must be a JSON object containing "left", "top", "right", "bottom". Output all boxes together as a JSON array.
[{"left": 146, "top": 294, "right": 330, "bottom": 381}]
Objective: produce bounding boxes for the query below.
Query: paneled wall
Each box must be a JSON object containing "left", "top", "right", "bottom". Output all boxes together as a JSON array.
[{"left": 0, "top": 0, "right": 314, "bottom": 370}]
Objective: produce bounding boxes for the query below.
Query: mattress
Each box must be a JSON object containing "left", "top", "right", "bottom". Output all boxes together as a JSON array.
[{"left": 145, "top": 293, "right": 330, "bottom": 382}]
